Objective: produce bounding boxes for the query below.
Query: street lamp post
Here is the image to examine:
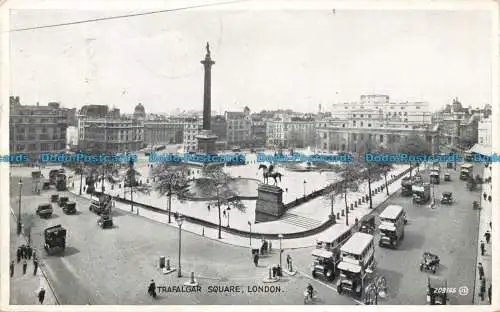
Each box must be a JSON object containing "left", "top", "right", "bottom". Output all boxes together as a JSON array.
[
  {"left": 176, "top": 213, "right": 184, "bottom": 278},
  {"left": 17, "top": 179, "right": 23, "bottom": 235},
  {"left": 226, "top": 206, "right": 231, "bottom": 228},
  {"left": 278, "top": 234, "right": 283, "bottom": 270},
  {"left": 248, "top": 221, "right": 252, "bottom": 246},
  {"left": 303, "top": 180, "right": 307, "bottom": 197}
]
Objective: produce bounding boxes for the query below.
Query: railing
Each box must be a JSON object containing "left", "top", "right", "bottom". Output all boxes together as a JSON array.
[{"left": 93, "top": 166, "right": 413, "bottom": 240}]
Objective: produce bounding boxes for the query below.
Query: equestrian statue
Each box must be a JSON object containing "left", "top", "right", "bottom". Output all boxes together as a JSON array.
[{"left": 258, "top": 164, "right": 283, "bottom": 186}]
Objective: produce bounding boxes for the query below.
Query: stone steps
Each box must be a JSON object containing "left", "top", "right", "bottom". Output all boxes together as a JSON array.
[{"left": 280, "top": 213, "right": 323, "bottom": 229}]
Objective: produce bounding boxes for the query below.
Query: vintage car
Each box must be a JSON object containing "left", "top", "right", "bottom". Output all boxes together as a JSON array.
[
  {"left": 36, "top": 203, "right": 53, "bottom": 218},
  {"left": 42, "top": 181, "right": 51, "bottom": 190},
  {"left": 426, "top": 276, "right": 448, "bottom": 305},
  {"left": 440, "top": 192, "right": 453, "bottom": 205},
  {"left": 63, "top": 202, "right": 77, "bottom": 214},
  {"left": 44, "top": 224, "right": 66, "bottom": 254},
  {"left": 97, "top": 214, "right": 113, "bottom": 228},
  {"left": 50, "top": 194, "right": 59, "bottom": 203},
  {"left": 420, "top": 251, "right": 440, "bottom": 274},
  {"left": 58, "top": 196, "right": 69, "bottom": 208},
  {"left": 359, "top": 215, "right": 375, "bottom": 234},
  {"left": 444, "top": 173, "right": 451, "bottom": 181}
]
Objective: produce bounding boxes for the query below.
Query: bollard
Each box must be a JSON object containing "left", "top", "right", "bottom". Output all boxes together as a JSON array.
[
  {"left": 269, "top": 267, "right": 272, "bottom": 280},
  {"left": 118, "top": 184, "right": 121, "bottom": 189},
  {"left": 111, "top": 185, "right": 114, "bottom": 190},
  {"left": 190, "top": 272, "right": 195, "bottom": 284},
  {"left": 290, "top": 260, "right": 293, "bottom": 272},
  {"left": 350, "top": 203, "right": 354, "bottom": 210},
  {"left": 202, "top": 227, "right": 205, "bottom": 236},
  {"left": 358, "top": 199, "right": 362, "bottom": 205},
  {"left": 341, "top": 209, "right": 345, "bottom": 216},
  {"left": 166, "top": 259, "right": 171, "bottom": 271},
  {"left": 371, "top": 190, "right": 374, "bottom": 196},
  {"left": 354, "top": 202, "right": 358, "bottom": 208},
  {"left": 331, "top": 214, "right": 336, "bottom": 223},
  {"left": 160, "top": 256, "right": 166, "bottom": 268},
  {"left": 365, "top": 195, "right": 369, "bottom": 201},
  {"left": 337, "top": 212, "right": 340, "bottom": 219},
  {"left": 362, "top": 197, "right": 365, "bottom": 203}
]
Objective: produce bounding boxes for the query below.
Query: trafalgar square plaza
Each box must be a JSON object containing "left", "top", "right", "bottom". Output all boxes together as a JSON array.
[{"left": 4, "top": 5, "right": 497, "bottom": 310}]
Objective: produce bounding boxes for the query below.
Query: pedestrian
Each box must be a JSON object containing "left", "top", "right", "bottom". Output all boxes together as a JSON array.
[
  {"left": 488, "top": 283, "right": 492, "bottom": 304},
  {"left": 484, "top": 230, "right": 491, "bottom": 244},
  {"left": 37, "top": 288, "right": 46, "bottom": 304},
  {"left": 490, "top": 221, "right": 492, "bottom": 229},
  {"left": 10, "top": 260, "right": 14, "bottom": 277},
  {"left": 27, "top": 245, "right": 33, "bottom": 260},
  {"left": 20, "top": 245, "right": 26, "bottom": 259},
  {"left": 286, "top": 254, "right": 291, "bottom": 270},
  {"left": 480, "top": 279, "right": 486, "bottom": 301},
  {"left": 33, "top": 251, "right": 37, "bottom": 261},
  {"left": 22, "top": 259, "right": 27, "bottom": 275},
  {"left": 478, "top": 263, "right": 485, "bottom": 280},
  {"left": 33, "top": 258, "right": 39, "bottom": 276},
  {"left": 253, "top": 253, "right": 259, "bottom": 267},
  {"left": 223, "top": 210, "right": 226, "bottom": 217},
  {"left": 16, "top": 247, "right": 21, "bottom": 263},
  {"left": 208, "top": 204, "right": 210, "bottom": 212},
  {"left": 480, "top": 241, "right": 485, "bottom": 256},
  {"left": 285, "top": 188, "right": 288, "bottom": 193}
]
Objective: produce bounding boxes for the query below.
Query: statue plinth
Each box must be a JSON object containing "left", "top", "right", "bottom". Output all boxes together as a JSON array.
[
  {"left": 196, "top": 130, "right": 218, "bottom": 155},
  {"left": 255, "top": 183, "right": 284, "bottom": 223}
]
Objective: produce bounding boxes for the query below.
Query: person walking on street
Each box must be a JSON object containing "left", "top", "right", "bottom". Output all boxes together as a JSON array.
[
  {"left": 33, "top": 258, "right": 39, "bottom": 276},
  {"left": 27, "top": 245, "right": 33, "bottom": 260},
  {"left": 21, "top": 244, "right": 26, "bottom": 259},
  {"left": 10, "top": 260, "right": 15, "bottom": 277},
  {"left": 37, "top": 288, "right": 46, "bottom": 304},
  {"left": 480, "top": 241, "right": 485, "bottom": 256},
  {"left": 478, "top": 263, "right": 485, "bottom": 280},
  {"left": 253, "top": 253, "right": 259, "bottom": 267},
  {"left": 16, "top": 247, "right": 21, "bottom": 263},
  {"left": 286, "top": 254, "right": 291, "bottom": 271},
  {"left": 480, "top": 278, "right": 486, "bottom": 301},
  {"left": 488, "top": 283, "right": 492, "bottom": 304},
  {"left": 484, "top": 231, "right": 491, "bottom": 244},
  {"left": 22, "top": 259, "right": 28, "bottom": 275}
]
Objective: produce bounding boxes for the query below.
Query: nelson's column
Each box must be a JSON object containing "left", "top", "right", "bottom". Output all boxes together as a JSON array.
[{"left": 196, "top": 42, "right": 218, "bottom": 154}]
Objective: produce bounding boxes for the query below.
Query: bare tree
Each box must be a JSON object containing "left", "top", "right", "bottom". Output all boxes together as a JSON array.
[
  {"left": 363, "top": 146, "right": 394, "bottom": 207},
  {"left": 123, "top": 160, "right": 151, "bottom": 214},
  {"left": 21, "top": 213, "right": 35, "bottom": 245},
  {"left": 152, "top": 163, "right": 191, "bottom": 223},
  {"left": 198, "top": 164, "right": 244, "bottom": 239},
  {"left": 324, "top": 164, "right": 362, "bottom": 225}
]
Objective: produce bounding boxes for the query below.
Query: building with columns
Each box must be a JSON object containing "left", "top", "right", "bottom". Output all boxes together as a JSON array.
[
  {"left": 78, "top": 106, "right": 144, "bottom": 154},
  {"left": 9, "top": 96, "right": 69, "bottom": 160}
]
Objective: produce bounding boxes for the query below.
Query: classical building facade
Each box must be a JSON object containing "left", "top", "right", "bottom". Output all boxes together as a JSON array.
[
  {"left": 225, "top": 111, "right": 252, "bottom": 148},
  {"left": 478, "top": 117, "right": 492, "bottom": 146},
  {"left": 78, "top": 106, "right": 144, "bottom": 154},
  {"left": 143, "top": 117, "right": 185, "bottom": 146},
  {"left": 266, "top": 115, "right": 316, "bottom": 149},
  {"left": 183, "top": 116, "right": 203, "bottom": 152},
  {"left": 9, "top": 97, "right": 69, "bottom": 160}
]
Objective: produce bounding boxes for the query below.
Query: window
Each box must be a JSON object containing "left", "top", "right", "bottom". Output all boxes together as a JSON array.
[
  {"left": 360, "top": 114, "right": 364, "bottom": 118},
  {"left": 353, "top": 134, "right": 357, "bottom": 140},
  {"left": 323, "top": 143, "right": 327, "bottom": 149},
  {"left": 368, "top": 123, "right": 372, "bottom": 127},
  {"left": 401, "top": 106, "right": 405, "bottom": 110},
  {"left": 380, "top": 135, "right": 384, "bottom": 143},
  {"left": 404, "top": 118, "right": 408, "bottom": 122},
  {"left": 342, "top": 124, "right": 345, "bottom": 128},
  {"left": 416, "top": 106, "right": 420, "bottom": 109},
  {"left": 353, "top": 114, "right": 356, "bottom": 117},
  {"left": 360, "top": 122, "right": 364, "bottom": 127}
]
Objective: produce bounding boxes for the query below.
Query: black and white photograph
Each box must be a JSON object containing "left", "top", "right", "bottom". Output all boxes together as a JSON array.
[{"left": 1, "top": 0, "right": 498, "bottom": 309}]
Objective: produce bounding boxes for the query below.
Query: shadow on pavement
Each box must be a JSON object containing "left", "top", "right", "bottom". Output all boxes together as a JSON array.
[
  {"left": 376, "top": 268, "right": 403, "bottom": 300},
  {"left": 111, "top": 209, "right": 127, "bottom": 218},
  {"left": 55, "top": 246, "right": 80, "bottom": 257},
  {"left": 399, "top": 232, "right": 425, "bottom": 251}
]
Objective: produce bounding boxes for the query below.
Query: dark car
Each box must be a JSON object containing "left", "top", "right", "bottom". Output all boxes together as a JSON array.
[
  {"left": 36, "top": 203, "right": 53, "bottom": 218},
  {"left": 51, "top": 194, "right": 59, "bottom": 203},
  {"left": 58, "top": 196, "right": 69, "bottom": 207},
  {"left": 63, "top": 202, "right": 77, "bottom": 214},
  {"left": 97, "top": 214, "right": 113, "bottom": 228}
]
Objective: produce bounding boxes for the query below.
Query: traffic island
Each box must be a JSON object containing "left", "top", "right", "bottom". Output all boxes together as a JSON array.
[
  {"left": 283, "top": 269, "right": 297, "bottom": 276},
  {"left": 262, "top": 267, "right": 280, "bottom": 283},
  {"left": 159, "top": 258, "right": 176, "bottom": 275},
  {"left": 183, "top": 272, "right": 199, "bottom": 287}
]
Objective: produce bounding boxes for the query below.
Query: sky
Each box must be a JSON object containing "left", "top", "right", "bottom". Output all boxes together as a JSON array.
[{"left": 9, "top": 7, "right": 494, "bottom": 114}]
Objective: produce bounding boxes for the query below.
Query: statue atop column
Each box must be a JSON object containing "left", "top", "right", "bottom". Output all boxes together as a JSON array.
[{"left": 206, "top": 42, "right": 211, "bottom": 57}]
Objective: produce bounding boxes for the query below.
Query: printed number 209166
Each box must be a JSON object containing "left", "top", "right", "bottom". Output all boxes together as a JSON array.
[{"left": 433, "top": 288, "right": 457, "bottom": 294}]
